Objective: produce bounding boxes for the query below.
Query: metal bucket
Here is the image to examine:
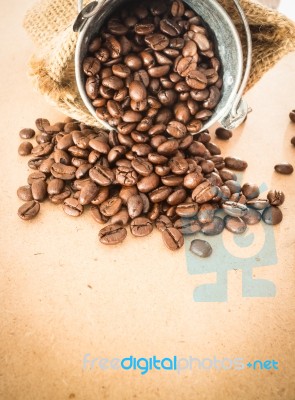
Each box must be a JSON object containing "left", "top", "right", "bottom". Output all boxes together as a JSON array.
[{"left": 74, "top": 0, "right": 252, "bottom": 132}]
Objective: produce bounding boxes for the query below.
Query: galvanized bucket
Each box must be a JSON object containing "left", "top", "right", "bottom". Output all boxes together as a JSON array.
[{"left": 74, "top": 0, "right": 252, "bottom": 132}]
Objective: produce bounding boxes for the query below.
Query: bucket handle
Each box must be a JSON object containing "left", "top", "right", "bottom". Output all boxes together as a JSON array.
[{"left": 220, "top": 0, "right": 252, "bottom": 129}]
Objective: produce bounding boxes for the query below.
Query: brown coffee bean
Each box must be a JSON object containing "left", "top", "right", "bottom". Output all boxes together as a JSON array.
[
  {"left": 186, "top": 70, "right": 207, "bottom": 90},
  {"left": 242, "top": 208, "right": 261, "bottom": 225},
  {"left": 35, "top": 118, "right": 50, "bottom": 132},
  {"left": 102, "top": 76, "right": 124, "bottom": 90},
  {"left": 158, "top": 90, "right": 177, "bottom": 106},
  {"left": 174, "top": 218, "right": 201, "bottom": 235},
  {"left": 116, "top": 166, "right": 138, "bottom": 186},
  {"left": 31, "top": 143, "right": 54, "bottom": 157},
  {"left": 129, "top": 81, "right": 147, "bottom": 102},
  {"left": 224, "top": 216, "right": 247, "bottom": 234},
  {"left": 63, "top": 197, "right": 83, "bottom": 217},
  {"left": 291, "top": 136, "right": 295, "bottom": 146},
  {"left": 18, "top": 200, "right": 40, "bottom": 220},
  {"left": 17, "top": 185, "right": 33, "bottom": 201},
  {"left": 267, "top": 190, "right": 285, "bottom": 206},
  {"left": 241, "top": 183, "right": 260, "bottom": 199},
  {"left": 171, "top": 0, "right": 185, "bottom": 17},
  {"left": 262, "top": 206, "right": 283, "bottom": 225},
  {"left": 192, "top": 181, "right": 218, "bottom": 204},
  {"left": 274, "top": 162, "right": 294, "bottom": 175},
  {"left": 18, "top": 141, "right": 33, "bottom": 156},
  {"left": 78, "top": 181, "right": 99, "bottom": 205},
  {"left": 127, "top": 194, "right": 144, "bottom": 218},
  {"left": 83, "top": 57, "right": 101, "bottom": 76},
  {"left": 109, "top": 208, "right": 130, "bottom": 226},
  {"left": 215, "top": 127, "right": 232, "bottom": 140},
  {"left": 148, "top": 65, "right": 170, "bottom": 78},
  {"left": 149, "top": 186, "right": 173, "bottom": 203},
  {"left": 89, "top": 165, "right": 115, "bottom": 186},
  {"left": 100, "top": 197, "right": 122, "bottom": 217},
  {"left": 145, "top": 33, "right": 169, "bottom": 51},
  {"left": 169, "top": 157, "right": 188, "bottom": 175},
  {"left": 160, "top": 18, "right": 182, "bottom": 37},
  {"left": 19, "top": 128, "right": 35, "bottom": 139},
  {"left": 131, "top": 157, "right": 153, "bottom": 176},
  {"left": 190, "top": 239, "right": 212, "bottom": 257},
  {"left": 99, "top": 224, "right": 127, "bottom": 245},
  {"left": 162, "top": 227, "right": 184, "bottom": 250},
  {"left": 130, "top": 217, "right": 153, "bottom": 237},
  {"left": 124, "top": 54, "right": 143, "bottom": 70},
  {"left": 137, "top": 173, "right": 160, "bottom": 193},
  {"left": 49, "top": 188, "right": 71, "bottom": 204},
  {"left": 157, "top": 139, "right": 179, "bottom": 155},
  {"left": 225, "top": 157, "right": 248, "bottom": 171},
  {"left": 161, "top": 175, "right": 183, "bottom": 187},
  {"left": 175, "top": 202, "right": 198, "bottom": 218},
  {"left": 289, "top": 110, "right": 295, "bottom": 122},
  {"left": 86, "top": 76, "right": 99, "bottom": 99},
  {"left": 112, "top": 62, "right": 131, "bottom": 78},
  {"left": 148, "top": 153, "right": 168, "bottom": 165},
  {"left": 31, "top": 180, "right": 47, "bottom": 202},
  {"left": 203, "top": 86, "right": 221, "bottom": 109},
  {"left": 167, "top": 121, "right": 187, "bottom": 138},
  {"left": 47, "top": 179, "right": 64, "bottom": 195}
]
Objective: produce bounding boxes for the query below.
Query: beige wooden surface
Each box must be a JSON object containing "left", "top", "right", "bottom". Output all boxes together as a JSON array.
[{"left": 0, "top": 1, "right": 295, "bottom": 399}]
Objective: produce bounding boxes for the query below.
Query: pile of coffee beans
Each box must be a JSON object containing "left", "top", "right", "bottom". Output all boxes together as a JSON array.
[
  {"left": 17, "top": 117, "right": 285, "bottom": 254},
  {"left": 83, "top": 0, "right": 222, "bottom": 134}
]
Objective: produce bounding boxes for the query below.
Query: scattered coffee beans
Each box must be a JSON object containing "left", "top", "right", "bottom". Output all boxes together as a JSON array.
[
  {"left": 16, "top": 108, "right": 285, "bottom": 253},
  {"left": 215, "top": 127, "right": 232, "bottom": 140}
]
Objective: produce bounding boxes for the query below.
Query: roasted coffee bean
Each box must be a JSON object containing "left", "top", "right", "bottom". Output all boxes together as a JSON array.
[
  {"left": 19, "top": 128, "right": 35, "bottom": 139},
  {"left": 167, "top": 121, "right": 187, "bottom": 138},
  {"left": 35, "top": 118, "right": 50, "bottom": 132},
  {"left": 145, "top": 33, "right": 169, "bottom": 51},
  {"left": 171, "top": 0, "right": 185, "bottom": 17},
  {"left": 185, "top": 70, "right": 207, "bottom": 90},
  {"left": 51, "top": 163, "right": 76, "bottom": 180},
  {"left": 89, "top": 165, "right": 115, "bottom": 186},
  {"left": 267, "top": 190, "right": 285, "bottom": 206},
  {"left": 149, "top": 186, "right": 173, "bottom": 203},
  {"left": 198, "top": 203, "right": 215, "bottom": 224},
  {"left": 247, "top": 199, "right": 270, "bottom": 210},
  {"left": 18, "top": 141, "right": 33, "bottom": 156},
  {"left": 225, "top": 180, "right": 241, "bottom": 194},
  {"left": 160, "top": 18, "right": 182, "bottom": 37},
  {"left": 127, "top": 194, "right": 143, "bottom": 218},
  {"left": 215, "top": 127, "right": 232, "bottom": 140},
  {"left": 175, "top": 56, "right": 197, "bottom": 77},
  {"left": 100, "top": 196, "right": 122, "bottom": 217},
  {"left": 182, "top": 40, "right": 197, "bottom": 57},
  {"left": 167, "top": 188, "right": 187, "bottom": 205},
  {"left": 222, "top": 201, "right": 248, "bottom": 217},
  {"left": 131, "top": 157, "right": 153, "bottom": 176},
  {"left": 183, "top": 171, "right": 203, "bottom": 189},
  {"left": 31, "top": 180, "right": 47, "bottom": 202},
  {"left": 17, "top": 185, "right": 33, "bottom": 201},
  {"left": 31, "top": 143, "right": 54, "bottom": 157},
  {"left": 225, "top": 157, "right": 248, "bottom": 171},
  {"left": 86, "top": 76, "right": 99, "bottom": 99},
  {"left": 241, "top": 183, "right": 260, "bottom": 199},
  {"left": 161, "top": 175, "right": 183, "bottom": 186},
  {"left": 129, "top": 80, "right": 147, "bottom": 102},
  {"left": 124, "top": 54, "right": 143, "bottom": 70},
  {"left": 174, "top": 218, "right": 201, "bottom": 235},
  {"left": 99, "top": 224, "right": 127, "bottom": 245},
  {"left": 190, "top": 239, "right": 212, "bottom": 257},
  {"left": 18, "top": 200, "right": 40, "bottom": 220},
  {"left": 175, "top": 202, "right": 198, "bottom": 218},
  {"left": 155, "top": 215, "right": 173, "bottom": 231},
  {"left": 174, "top": 102, "right": 191, "bottom": 124},
  {"left": 162, "top": 227, "right": 184, "bottom": 250},
  {"left": 27, "top": 171, "right": 47, "bottom": 185},
  {"left": 49, "top": 188, "right": 71, "bottom": 204},
  {"left": 262, "top": 206, "right": 283, "bottom": 225},
  {"left": 187, "top": 119, "right": 202, "bottom": 133},
  {"left": 224, "top": 216, "right": 247, "bottom": 234},
  {"left": 130, "top": 217, "right": 153, "bottom": 237},
  {"left": 83, "top": 57, "right": 101, "bottom": 76},
  {"left": 102, "top": 76, "right": 124, "bottom": 90},
  {"left": 109, "top": 208, "right": 130, "bottom": 226},
  {"left": 158, "top": 90, "right": 177, "bottom": 106},
  {"left": 62, "top": 197, "right": 83, "bottom": 217},
  {"left": 192, "top": 181, "right": 218, "bottom": 204},
  {"left": 116, "top": 166, "right": 138, "bottom": 186},
  {"left": 91, "top": 206, "right": 109, "bottom": 224},
  {"left": 47, "top": 179, "right": 64, "bottom": 195},
  {"left": 274, "top": 162, "right": 294, "bottom": 175},
  {"left": 242, "top": 208, "right": 261, "bottom": 225},
  {"left": 79, "top": 181, "right": 99, "bottom": 205},
  {"left": 137, "top": 173, "right": 160, "bottom": 193},
  {"left": 148, "top": 65, "right": 170, "bottom": 78},
  {"left": 201, "top": 216, "right": 224, "bottom": 236},
  {"left": 169, "top": 157, "right": 188, "bottom": 175},
  {"left": 219, "top": 169, "right": 237, "bottom": 182},
  {"left": 289, "top": 110, "right": 295, "bottom": 122},
  {"left": 291, "top": 136, "right": 295, "bottom": 146}
]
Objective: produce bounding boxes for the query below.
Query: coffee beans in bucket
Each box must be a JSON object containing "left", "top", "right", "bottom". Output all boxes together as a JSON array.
[
  {"left": 17, "top": 116, "right": 286, "bottom": 255},
  {"left": 83, "top": 0, "right": 222, "bottom": 133}
]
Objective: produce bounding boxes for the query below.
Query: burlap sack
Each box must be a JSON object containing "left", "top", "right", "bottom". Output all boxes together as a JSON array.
[{"left": 24, "top": 0, "right": 295, "bottom": 127}]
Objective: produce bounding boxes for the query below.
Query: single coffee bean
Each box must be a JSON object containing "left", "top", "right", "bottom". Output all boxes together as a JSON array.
[
  {"left": 167, "top": 121, "right": 187, "bottom": 138},
  {"left": 31, "top": 143, "right": 54, "bottom": 157},
  {"left": 162, "top": 227, "right": 184, "bottom": 250},
  {"left": 31, "top": 180, "right": 47, "bottom": 202},
  {"left": 86, "top": 76, "right": 99, "bottom": 99},
  {"left": 145, "top": 33, "right": 169, "bottom": 51},
  {"left": 47, "top": 179, "right": 65, "bottom": 195},
  {"left": 137, "top": 173, "right": 160, "bottom": 193},
  {"left": 175, "top": 202, "right": 198, "bottom": 218},
  {"left": 262, "top": 206, "right": 283, "bottom": 225},
  {"left": 124, "top": 54, "right": 143, "bottom": 70},
  {"left": 185, "top": 70, "right": 207, "bottom": 90},
  {"left": 198, "top": 203, "right": 215, "bottom": 224},
  {"left": 99, "top": 196, "right": 122, "bottom": 217},
  {"left": 109, "top": 208, "right": 130, "bottom": 226},
  {"left": 130, "top": 217, "right": 153, "bottom": 237},
  {"left": 18, "top": 141, "right": 33, "bottom": 156},
  {"left": 19, "top": 128, "right": 35, "bottom": 139},
  {"left": 215, "top": 127, "right": 232, "bottom": 140},
  {"left": 160, "top": 18, "right": 182, "bottom": 37},
  {"left": 242, "top": 183, "right": 260, "bottom": 199},
  {"left": 155, "top": 215, "right": 173, "bottom": 231},
  {"left": 192, "top": 181, "right": 218, "bottom": 204},
  {"left": 190, "top": 239, "right": 212, "bottom": 257},
  {"left": 99, "top": 224, "right": 127, "bottom": 245},
  {"left": 201, "top": 216, "right": 225, "bottom": 236},
  {"left": 27, "top": 171, "right": 47, "bottom": 184},
  {"left": 182, "top": 40, "right": 197, "bottom": 57},
  {"left": 222, "top": 201, "right": 248, "bottom": 217},
  {"left": 149, "top": 186, "right": 173, "bottom": 203},
  {"left": 129, "top": 80, "right": 147, "bottom": 102},
  {"left": 274, "top": 162, "right": 293, "bottom": 175},
  {"left": 171, "top": 0, "right": 185, "bottom": 17},
  {"left": 267, "top": 190, "right": 285, "bottom": 206},
  {"left": 18, "top": 200, "right": 40, "bottom": 220},
  {"left": 83, "top": 57, "right": 101, "bottom": 76},
  {"left": 224, "top": 216, "right": 247, "bottom": 234},
  {"left": 148, "top": 65, "right": 170, "bottom": 78},
  {"left": 225, "top": 180, "right": 241, "bottom": 194},
  {"left": 183, "top": 171, "right": 204, "bottom": 189},
  {"left": 225, "top": 157, "right": 248, "bottom": 171},
  {"left": 289, "top": 110, "right": 295, "bottom": 123},
  {"left": 17, "top": 185, "right": 33, "bottom": 201},
  {"left": 49, "top": 188, "right": 71, "bottom": 204},
  {"left": 116, "top": 166, "right": 138, "bottom": 186},
  {"left": 127, "top": 194, "right": 143, "bottom": 218},
  {"left": 158, "top": 90, "right": 178, "bottom": 107},
  {"left": 242, "top": 208, "right": 261, "bottom": 225},
  {"left": 246, "top": 199, "right": 270, "bottom": 210},
  {"left": 169, "top": 157, "right": 188, "bottom": 175},
  {"left": 79, "top": 181, "right": 99, "bottom": 205},
  {"left": 157, "top": 139, "right": 179, "bottom": 155},
  {"left": 63, "top": 197, "right": 83, "bottom": 217},
  {"left": 89, "top": 165, "right": 115, "bottom": 186},
  {"left": 174, "top": 218, "right": 201, "bottom": 235},
  {"left": 161, "top": 175, "right": 184, "bottom": 186},
  {"left": 131, "top": 157, "right": 153, "bottom": 177},
  {"left": 51, "top": 163, "right": 76, "bottom": 180},
  {"left": 35, "top": 118, "right": 50, "bottom": 132},
  {"left": 135, "top": 23, "right": 155, "bottom": 35},
  {"left": 219, "top": 169, "right": 237, "bottom": 182}
]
